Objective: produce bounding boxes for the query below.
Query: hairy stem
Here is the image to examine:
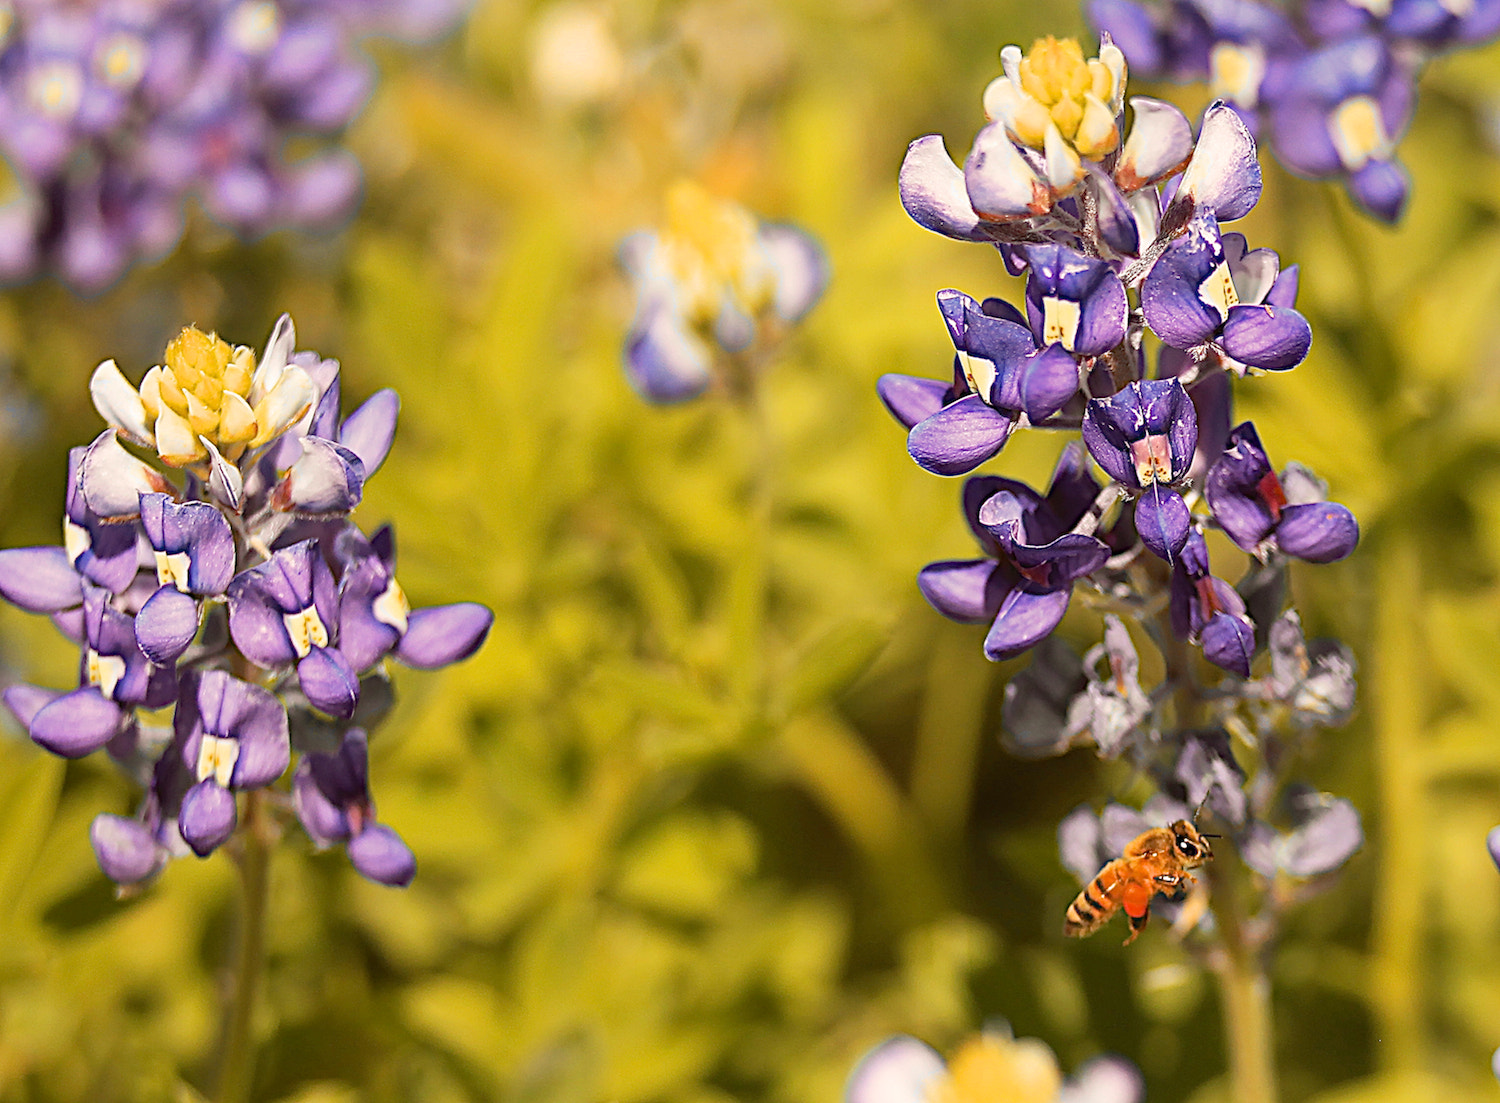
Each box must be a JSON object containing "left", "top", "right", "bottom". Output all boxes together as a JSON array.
[{"left": 215, "top": 788, "right": 273, "bottom": 1103}]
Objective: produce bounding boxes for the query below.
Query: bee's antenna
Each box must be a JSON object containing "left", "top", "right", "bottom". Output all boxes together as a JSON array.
[{"left": 1191, "top": 785, "right": 1215, "bottom": 824}]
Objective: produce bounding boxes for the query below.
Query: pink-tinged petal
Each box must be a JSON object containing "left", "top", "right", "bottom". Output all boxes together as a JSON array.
[
  {"left": 0, "top": 546, "right": 83, "bottom": 612},
  {"left": 90, "top": 814, "right": 166, "bottom": 885},
  {"left": 1221, "top": 304, "right": 1312, "bottom": 370},
  {"left": 135, "top": 585, "right": 200, "bottom": 665},
  {"left": 877, "top": 374, "right": 951, "bottom": 429},
  {"left": 348, "top": 824, "right": 417, "bottom": 887},
  {"left": 395, "top": 603, "right": 494, "bottom": 669},
  {"left": 31, "top": 686, "right": 122, "bottom": 758},
  {"left": 80, "top": 430, "right": 168, "bottom": 518},
  {"left": 297, "top": 647, "right": 360, "bottom": 719},
  {"left": 179, "top": 779, "right": 237, "bottom": 857},
  {"left": 1058, "top": 1055, "right": 1145, "bottom": 1103},
  {"left": 4, "top": 683, "right": 60, "bottom": 728},
  {"left": 984, "top": 585, "right": 1072, "bottom": 660},
  {"left": 965, "top": 122, "right": 1051, "bottom": 221},
  {"left": 907, "top": 394, "right": 1014, "bottom": 476},
  {"left": 917, "top": 558, "right": 1008, "bottom": 623},
  {"left": 1276, "top": 502, "right": 1359, "bottom": 563},
  {"left": 1170, "top": 101, "right": 1262, "bottom": 224},
  {"left": 845, "top": 1036, "right": 946, "bottom": 1103},
  {"left": 338, "top": 389, "right": 400, "bottom": 477},
  {"left": 1116, "top": 97, "right": 1194, "bottom": 190},
  {"left": 761, "top": 224, "right": 829, "bottom": 321},
  {"left": 899, "top": 135, "right": 988, "bottom": 241}
]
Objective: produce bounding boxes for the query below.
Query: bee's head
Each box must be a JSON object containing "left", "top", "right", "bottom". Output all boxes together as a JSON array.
[{"left": 1169, "top": 820, "right": 1215, "bottom": 864}]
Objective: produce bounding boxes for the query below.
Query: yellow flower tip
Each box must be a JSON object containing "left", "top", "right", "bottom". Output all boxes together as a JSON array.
[
  {"left": 659, "top": 178, "right": 771, "bottom": 322},
  {"left": 164, "top": 326, "right": 237, "bottom": 384},
  {"left": 929, "top": 1033, "right": 1063, "bottom": 1103}
]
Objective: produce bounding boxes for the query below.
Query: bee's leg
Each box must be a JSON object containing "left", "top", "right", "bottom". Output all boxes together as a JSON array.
[
  {"left": 1122, "top": 908, "right": 1149, "bottom": 945},
  {"left": 1121, "top": 882, "right": 1153, "bottom": 945}
]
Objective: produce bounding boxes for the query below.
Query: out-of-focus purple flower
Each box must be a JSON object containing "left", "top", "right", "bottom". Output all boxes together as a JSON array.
[
  {"left": 1239, "top": 785, "right": 1362, "bottom": 878},
  {"left": 920, "top": 444, "right": 1109, "bottom": 660},
  {"left": 293, "top": 728, "right": 415, "bottom": 886},
  {"left": 1083, "top": 379, "right": 1196, "bottom": 561},
  {"left": 1488, "top": 825, "right": 1500, "bottom": 875},
  {"left": 846, "top": 1030, "right": 1142, "bottom": 1103},
  {"left": 0, "top": 0, "right": 472, "bottom": 291},
  {"left": 1169, "top": 528, "right": 1256, "bottom": 676},
  {"left": 1206, "top": 422, "right": 1359, "bottom": 563},
  {"left": 1142, "top": 211, "right": 1311, "bottom": 373},
  {"left": 90, "top": 739, "right": 194, "bottom": 886},
  {"left": 620, "top": 180, "right": 827, "bottom": 403}
]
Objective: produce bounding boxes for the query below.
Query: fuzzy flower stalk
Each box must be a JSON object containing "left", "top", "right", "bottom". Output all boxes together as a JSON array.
[
  {"left": 0, "top": 314, "right": 492, "bottom": 889},
  {"left": 881, "top": 33, "right": 1363, "bottom": 1103}
]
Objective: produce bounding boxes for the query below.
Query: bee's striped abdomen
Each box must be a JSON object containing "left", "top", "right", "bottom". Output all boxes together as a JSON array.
[{"left": 1064, "top": 862, "right": 1121, "bottom": 937}]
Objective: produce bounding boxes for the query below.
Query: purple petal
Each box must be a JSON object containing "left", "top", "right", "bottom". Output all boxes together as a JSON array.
[
  {"left": 1134, "top": 484, "right": 1191, "bottom": 562},
  {"left": 899, "top": 135, "right": 988, "bottom": 241},
  {"left": 844, "top": 1036, "right": 945, "bottom": 1103},
  {"left": 338, "top": 389, "right": 400, "bottom": 477},
  {"left": 179, "top": 779, "right": 238, "bottom": 857},
  {"left": 1281, "top": 792, "right": 1363, "bottom": 877},
  {"left": 0, "top": 547, "right": 83, "bottom": 613},
  {"left": 877, "top": 374, "right": 951, "bottom": 430},
  {"left": 907, "top": 394, "right": 1014, "bottom": 476},
  {"left": 1488, "top": 826, "right": 1500, "bottom": 874},
  {"left": 1011, "top": 532, "right": 1111, "bottom": 586},
  {"left": 1221, "top": 304, "right": 1312, "bottom": 370},
  {"left": 90, "top": 814, "right": 166, "bottom": 885},
  {"left": 1276, "top": 502, "right": 1359, "bottom": 563},
  {"left": 298, "top": 647, "right": 360, "bottom": 719},
  {"left": 272, "top": 438, "right": 366, "bottom": 516},
  {"left": 394, "top": 603, "right": 494, "bottom": 669},
  {"left": 31, "top": 687, "right": 122, "bottom": 758},
  {"left": 761, "top": 224, "right": 829, "bottom": 321},
  {"left": 1021, "top": 344, "right": 1082, "bottom": 423},
  {"left": 1088, "top": 168, "right": 1141, "bottom": 257},
  {"left": 1347, "top": 159, "right": 1409, "bottom": 223},
  {"left": 624, "top": 304, "right": 713, "bottom": 403},
  {"left": 195, "top": 671, "right": 290, "bottom": 789},
  {"left": 348, "top": 824, "right": 417, "bottom": 887},
  {"left": 4, "top": 684, "right": 59, "bottom": 728},
  {"left": 984, "top": 585, "right": 1072, "bottom": 660},
  {"left": 337, "top": 560, "right": 405, "bottom": 673},
  {"left": 1265, "top": 264, "right": 1300, "bottom": 309},
  {"left": 135, "top": 586, "right": 201, "bottom": 665},
  {"left": 917, "top": 558, "right": 1008, "bottom": 623},
  {"left": 293, "top": 758, "right": 351, "bottom": 845},
  {"left": 1140, "top": 216, "right": 1226, "bottom": 349},
  {"left": 139, "top": 494, "right": 236, "bottom": 595},
  {"left": 1200, "top": 612, "right": 1255, "bottom": 677}
]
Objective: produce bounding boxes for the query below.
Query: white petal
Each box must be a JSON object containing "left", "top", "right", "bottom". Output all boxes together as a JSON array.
[
  {"left": 250, "top": 312, "right": 295, "bottom": 404},
  {"left": 1174, "top": 101, "right": 1262, "bottom": 223},
  {"left": 200, "top": 436, "right": 244, "bottom": 512},
  {"left": 250, "top": 364, "right": 316, "bottom": 448},
  {"left": 845, "top": 1037, "right": 945, "bottom": 1103},
  {"left": 89, "top": 359, "right": 152, "bottom": 444},
  {"left": 899, "top": 135, "right": 987, "bottom": 240},
  {"left": 80, "top": 430, "right": 164, "bottom": 517},
  {"left": 761, "top": 224, "right": 828, "bottom": 322},
  {"left": 964, "top": 121, "right": 1050, "bottom": 219},
  {"left": 1116, "top": 97, "right": 1193, "bottom": 190},
  {"left": 1043, "top": 121, "right": 1084, "bottom": 191},
  {"left": 154, "top": 404, "right": 203, "bottom": 466}
]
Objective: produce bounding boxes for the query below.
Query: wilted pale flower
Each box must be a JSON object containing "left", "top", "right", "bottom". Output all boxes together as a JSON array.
[
  {"left": 0, "top": 313, "right": 492, "bottom": 888},
  {"left": 620, "top": 179, "right": 827, "bottom": 403}
]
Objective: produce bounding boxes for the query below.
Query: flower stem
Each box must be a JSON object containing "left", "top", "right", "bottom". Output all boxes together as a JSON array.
[
  {"left": 1209, "top": 855, "right": 1279, "bottom": 1103},
  {"left": 215, "top": 788, "right": 272, "bottom": 1103}
]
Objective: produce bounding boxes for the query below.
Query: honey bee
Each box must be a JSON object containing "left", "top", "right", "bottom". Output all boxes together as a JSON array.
[{"left": 1064, "top": 819, "right": 1216, "bottom": 945}]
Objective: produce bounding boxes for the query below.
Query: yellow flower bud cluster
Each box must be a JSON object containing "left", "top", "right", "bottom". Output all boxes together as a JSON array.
[
  {"left": 659, "top": 179, "right": 775, "bottom": 330},
  {"left": 90, "top": 316, "right": 316, "bottom": 471},
  {"left": 927, "top": 1032, "right": 1063, "bottom": 1103},
  {"left": 985, "top": 36, "right": 1127, "bottom": 170}
]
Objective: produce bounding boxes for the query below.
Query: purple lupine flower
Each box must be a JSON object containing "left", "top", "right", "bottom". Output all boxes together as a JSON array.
[
  {"left": 90, "top": 734, "right": 194, "bottom": 886},
  {"left": 899, "top": 289, "right": 1084, "bottom": 476},
  {"left": 293, "top": 729, "right": 415, "bottom": 886},
  {"left": 620, "top": 180, "right": 827, "bottom": 403},
  {"left": 227, "top": 539, "right": 359, "bottom": 719},
  {"left": 134, "top": 492, "right": 236, "bottom": 664},
  {"left": 1303, "top": 0, "right": 1500, "bottom": 50},
  {"left": 1082, "top": 379, "right": 1197, "bottom": 561},
  {"left": 1206, "top": 422, "right": 1359, "bottom": 563},
  {"left": 1023, "top": 244, "right": 1129, "bottom": 357},
  {"left": 1141, "top": 210, "right": 1312, "bottom": 372},
  {"left": 846, "top": 1031, "right": 1142, "bottom": 1103},
  {"left": 0, "top": 0, "right": 472, "bottom": 291},
  {"left": 175, "top": 669, "right": 290, "bottom": 856},
  {"left": 1239, "top": 785, "right": 1362, "bottom": 878},
  {"left": 919, "top": 445, "right": 1109, "bottom": 660},
  {"left": 1169, "top": 528, "right": 1256, "bottom": 676},
  {"left": 1269, "top": 36, "right": 1415, "bottom": 221}
]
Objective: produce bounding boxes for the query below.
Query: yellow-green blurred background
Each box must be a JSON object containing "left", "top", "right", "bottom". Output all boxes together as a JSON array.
[{"left": 0, "top": 1, "right": 1498, "bottom": 1100}]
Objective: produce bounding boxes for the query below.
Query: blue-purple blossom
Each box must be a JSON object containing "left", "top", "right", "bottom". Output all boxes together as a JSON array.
[
  {"left": 919, "top": 445, "right": 1109, "bottom": 660},
  {"left": 0, "top": 0, "right": 472, "bottom": 291},
  {"left": 1169, "top": 528, "right": 1257, "bottom": 676},
  {"left": 1206, "top": 422, "right": 1359, "bottom": 563},
  {"left": 1083, "top": 379, "right": 1197, "bottom": 561},
  {"left": 620, "top": 180, "right": 827, "bottom": 403},
  {"left": 293, "top": 729, "right": 415, "bottom": 886},
  {"left": 0, "top": 312, "right": 490, "bottom": 888}
]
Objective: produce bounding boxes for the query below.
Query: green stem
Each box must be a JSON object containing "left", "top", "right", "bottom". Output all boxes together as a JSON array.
[
  {"left": 726, "top": 363, "right": 774, "bottom": 715},
  {"left": 1209, "top": 854, "right": 1278, "bottom": 1103},
  {"left": 215, "top": 788, "right": 272, "bottom": 1103}
]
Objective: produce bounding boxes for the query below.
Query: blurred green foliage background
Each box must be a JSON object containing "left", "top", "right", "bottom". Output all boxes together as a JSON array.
[{"left": 0, "top": 1, "right": 1498, "bottom": 1100}]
